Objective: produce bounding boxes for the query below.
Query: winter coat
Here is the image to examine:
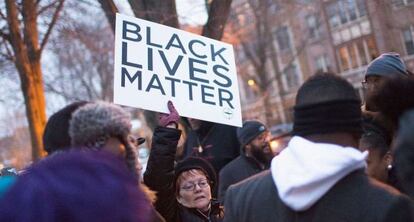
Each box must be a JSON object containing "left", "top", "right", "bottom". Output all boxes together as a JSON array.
[
  {"left": 224, "top": 136, "right": 414, "bottom": 222},
  {"left": 224, "top": 170, "right": 413, "bottom": 222},
  {"left": 218, "top": 154, "right": 267, "bottom": 202},
  {"left": 144, "top": 127, "right": 224, "bottom": 222},
  {"left": 182, "top": 122, "right": 240, "bottom": 174}
]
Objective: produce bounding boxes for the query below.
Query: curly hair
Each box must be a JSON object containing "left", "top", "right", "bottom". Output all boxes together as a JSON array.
[{"left": 372, "top": 77, "right": 414, "bottom": 127}]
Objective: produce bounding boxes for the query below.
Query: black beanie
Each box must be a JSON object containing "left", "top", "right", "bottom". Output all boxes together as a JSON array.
[
  {"left": 174, "top": 157, "right": 217, "bottom": 191},
  {"left": 293, "top": 99, "right": 362, "bottom": 136},
  {"left": 237, "top": 120, "right": 267, "bottom": 148},
  {"left": 43, "top": 101, "right": 88, "bottom": 154}
]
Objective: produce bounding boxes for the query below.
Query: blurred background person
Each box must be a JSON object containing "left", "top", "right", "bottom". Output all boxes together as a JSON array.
[
  {"left": 218, "top": 120, "right": 273, "bottom": 202},
  {"left": 182, "top": 118, "right": 240, "bottom": 175},
  {"left": 359, "top": 117, "right": 402, "bottom": 191},
  {"left": 43, "top": 101, "right": 89, "bottom": 155},
  {"left": 362, "top": 52, "right": 409, "bottom": 112},
  {"left": 394, "top": 109, "right": 414, "bottom": 199},
  {"left": 0, "top": 167, "right": 17, "bottom": 199},
  {"left": 0, "top": 150, "right": 151, "bottom": 222},
  {"left": 372, "top": 76, "right": 414, "bottom": 198}
]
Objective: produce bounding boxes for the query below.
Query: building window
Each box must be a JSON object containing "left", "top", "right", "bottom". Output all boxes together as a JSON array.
[
  {"left": 336, "top": 36, "right": 378, "bottom": 72},
  {"left": 306, "top": 15, "right": 320, "bottom": 39},
  {"left": 326, "top": 0, "right": 367, "bottom": 29},
  {"left": 283, "top": 63, "right": 300, "bottom": 90},
  {"left": 315, "top": 55, "right": 329, "bottom": 72},
  {"left": 402, "top": 26, "right": 414, "bottom": 55},
  {"left": 275, "top": 26, "right": 292, "bottom": 51},
  {"left": 393, "top": 0, "right": 414, "bottom": 8}
]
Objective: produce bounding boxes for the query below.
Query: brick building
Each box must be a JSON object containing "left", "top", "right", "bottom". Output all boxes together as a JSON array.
[{"left": 231, "top": 0, "right": 414, "bottom": 128}]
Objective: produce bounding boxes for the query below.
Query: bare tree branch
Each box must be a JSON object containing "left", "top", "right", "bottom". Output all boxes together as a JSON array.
[
  {"left": 37, "top": 0, "right": 59, "bottom": 15},
  {"left": 0, "top": 29, "right": 10, "bottom": 42},
  {"left": 0, "top": 8, "right": 7, "bottom": 20},
  {"left": 202, "top": 0, "right": 232, "bottom": 40},
  {"left": 97, "top": 0, "right": 118, "bottom": 33},
  {"left": 39, "top": 0, "right": 65, "bottom": 54},
  {"left": 127, "top": 0, "right": 146, "bottom": 18}
]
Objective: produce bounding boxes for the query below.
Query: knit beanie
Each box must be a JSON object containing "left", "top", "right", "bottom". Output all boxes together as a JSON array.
[
  {"left": 69, "top": 102, "right": 138, "bottom": 177},
  {"left": 69, "top": 102, "right": 132, "bottom": 148},
  {"left": 237, "top": 120, "right": 267, "bottom": 148},
  {"left": 365, "top": 52, "right": 408, "bottom": 79},
  {"left": 43, "top": 101, "right": 88, "bottom": 154},
  {"left": 174, "top": 157, "right": 217, "bottom": 191}
]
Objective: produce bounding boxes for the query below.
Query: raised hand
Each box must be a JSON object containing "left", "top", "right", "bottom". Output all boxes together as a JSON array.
[{"left": 159, "top": 101, "right": 180, "bottom": 128}]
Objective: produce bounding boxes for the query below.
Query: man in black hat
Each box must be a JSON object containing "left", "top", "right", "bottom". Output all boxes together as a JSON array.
[
  {"left": 218, "top": 120, "right": 272, "bottom": 202},
  {"left": 224, "top": 73, "right": 413, "bottom": 222}
]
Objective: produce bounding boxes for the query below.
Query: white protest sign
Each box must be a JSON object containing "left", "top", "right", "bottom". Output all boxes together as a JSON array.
[{"left": 114, "top": 13, "right": 242, "bottom": 127}]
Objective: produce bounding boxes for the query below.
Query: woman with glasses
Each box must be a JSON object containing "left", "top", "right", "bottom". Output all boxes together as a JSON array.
[{"left": 144, "top": 101, "right": 223, "bottom": 222}]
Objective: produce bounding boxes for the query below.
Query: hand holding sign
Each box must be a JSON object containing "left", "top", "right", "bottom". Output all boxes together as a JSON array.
[{"left": 159, "top": 101, "right": 180, "bottom": 128}]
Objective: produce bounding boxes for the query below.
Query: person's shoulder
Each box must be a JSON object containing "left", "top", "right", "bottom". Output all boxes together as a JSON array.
[
  {"left": 219, "top": 156, "right": 244, "bottom": 175},
  {"left": 346, "top": 171, "right": 413, "bottom": 220},
  {"left": 227, "top": 170, "right": 273, "bottom": 194},
  {"left": 369, "top": 178, "right": 401, "bottom": 195}
]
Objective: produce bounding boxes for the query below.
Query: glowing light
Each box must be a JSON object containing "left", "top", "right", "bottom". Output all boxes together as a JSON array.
[
  {"left": 247, "top": 79, "right": 256, "bottom": 86},
  {"left": 270, "top": 140, "right": 279, "bottom": 152}
]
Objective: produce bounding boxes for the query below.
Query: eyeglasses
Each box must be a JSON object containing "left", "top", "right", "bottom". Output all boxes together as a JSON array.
[
  {"left": 362, "top": 76, "right": 383, "bottom": 90},
  {"left": 180, "top": 179, "right": 209, "bottom": 191}
]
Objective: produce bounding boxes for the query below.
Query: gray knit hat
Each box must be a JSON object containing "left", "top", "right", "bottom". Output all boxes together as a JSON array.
[
  {"left": 365, "top": 52, "right": 408, "bottom": 79},
  {"left": 69, "top": 102, "right": 139, "bottom": 178},
  {"left": 69, "top": 102, "right": 132, "bottom": 148}
]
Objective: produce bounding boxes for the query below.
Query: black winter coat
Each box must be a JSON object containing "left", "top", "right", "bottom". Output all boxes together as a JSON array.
[
  {"left": 182, "top": 122, "right": 240, "bottom": 174},
  {"left": 144, "top": 127, "right": 224, "bottom": 222},
  {"left": 224, "top": 170, "right": 414, "bottom": 222},
  {"left": 218, "top": 154, "right": 266, "bottom": 202}
]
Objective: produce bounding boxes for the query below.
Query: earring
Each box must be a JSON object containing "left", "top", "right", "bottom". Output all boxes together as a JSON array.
[{"left": 387, "top": 164, "right": 392, "bottom": 170}]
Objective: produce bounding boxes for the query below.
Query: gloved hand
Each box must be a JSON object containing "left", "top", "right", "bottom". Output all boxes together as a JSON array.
[{"left": 159, "top": 101, "right": 180, "bottom": 128}]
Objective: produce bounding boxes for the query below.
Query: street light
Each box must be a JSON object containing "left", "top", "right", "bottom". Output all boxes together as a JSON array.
[{"left": 247, "top": 79, "right": 256, "bottom": 86}]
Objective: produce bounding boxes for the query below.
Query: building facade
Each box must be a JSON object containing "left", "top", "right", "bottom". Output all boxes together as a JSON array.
[{"left": 231, "top": 0, "right": 414, "bottom": 127}]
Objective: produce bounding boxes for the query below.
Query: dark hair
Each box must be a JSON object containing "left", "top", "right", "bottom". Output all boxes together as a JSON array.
[
  {"left": 0, "top": 151, "right": 151, "bottom": 222},
  {"left": 360, "top": 131, "right": 389, "bottom": 157},
  {"left": 372, "top": 77, "right": 414, "bottom": 127},
  {"left": 296, "top": 73, "right": 360, "bottom": 106},
  {"left": 43, "top": 101, "right": 88, "bottom": 154},
  {"left": 360, "top": 116, "right": 391, "bottom": 156}
]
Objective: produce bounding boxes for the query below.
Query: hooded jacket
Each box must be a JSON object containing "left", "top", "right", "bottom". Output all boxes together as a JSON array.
[{"left": 224, "top": 137, "right": 413, "bottom": 222}]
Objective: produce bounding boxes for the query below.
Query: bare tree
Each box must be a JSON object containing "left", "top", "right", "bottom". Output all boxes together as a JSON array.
[
  {"left": 45, "top": 2, "right": 114, "bottom": 102},
  {"left": 227, "top": 0, "right": 320, "bottom": 125},
  {"left": 0, "top": 0, "right": 65, "bottom": 160}
]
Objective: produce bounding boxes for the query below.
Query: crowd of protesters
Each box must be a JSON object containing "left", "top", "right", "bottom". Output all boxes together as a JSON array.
[{"left": 0, "top": 52, "right": 413, "bottom": 221}]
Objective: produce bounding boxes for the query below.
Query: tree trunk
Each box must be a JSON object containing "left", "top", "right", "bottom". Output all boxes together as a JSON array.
[
  {"left": 202, "top": 0, "right": 233, "bottom": 40},
  {"left": 97, "top": 0, "right": 118, "bottom": 32},
  {"left": 6, "top": 0, "right": 47, "bottom": 160}
]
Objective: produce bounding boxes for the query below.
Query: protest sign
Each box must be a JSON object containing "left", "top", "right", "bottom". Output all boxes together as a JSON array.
[{"left": 114, "top": 13, "right": 242, "bottom": 127}]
